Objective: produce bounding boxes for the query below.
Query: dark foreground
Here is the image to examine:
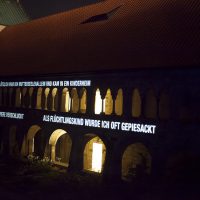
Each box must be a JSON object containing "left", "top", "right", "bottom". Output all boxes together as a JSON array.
[{"left": 0, "top": 157, "right": 199, "bottom": 200}]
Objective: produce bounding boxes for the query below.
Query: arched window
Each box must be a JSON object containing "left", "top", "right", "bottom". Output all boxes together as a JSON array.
[
  {"left": 94, "top": 88, "right": 102, "bottom": 114},
  {"left": 132, "top": 88, "right": 141, "bottom": 117},
  {"left": 115, "top": 89, "right": 123, "bottom": 116},
  {"left": 103, "top": 89, "right": 113, "bottom": 115},
  {"left": 36, "top": 87, "right": 43, "bottom": 109},
  {"left": 15, "top": 88, "right": 21, "bottom": 107},
  {"left": 8, "top": 88, "right": 13, "bottom": 107},
  {"left": 28, "top": 87, "right": 34, "bottom": 108},
  {"left": 3, "top": 88, "right": 8, "bottom": 107},
  {"left": 71, "top": 88, "right": 79, "bottom": 113},
  {"left": 44, "top": 88, "right": 50, "bottom": 110},
  {"left": 144, "top": 89, "right": 157, "bottom": 119},
  {"left": 22, "top": 88, "right": 27, "bottom": 107},
  {"left": 80, "top": 88, "right": 87, "bottom": 114},
  {"left": 159, "top": 92, "right": 170, "bottom": 120},
  {"left": 51, "top": 88, "right": 58, "bottom": 111},
  {"left": 61, "top": 88, "right": 71, "bottom": 112}
]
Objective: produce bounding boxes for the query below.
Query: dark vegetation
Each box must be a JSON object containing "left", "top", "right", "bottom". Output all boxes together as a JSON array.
[{"left": 0, "top": 156, "right": 199, "bottom": 200}]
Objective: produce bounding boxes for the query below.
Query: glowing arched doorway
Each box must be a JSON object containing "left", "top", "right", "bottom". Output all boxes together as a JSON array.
[
  {"left": 49, "top": 129, "right": 72, "bottom": 167},
  {"left": 83, "top": 135, "right": 106, "bottom": 173},
  {"left": 122, "top": 143, "right": 151, "bottom": 180}
]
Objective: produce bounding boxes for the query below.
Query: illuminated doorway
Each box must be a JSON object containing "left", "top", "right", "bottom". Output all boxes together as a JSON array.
[
  {"left": 83, "top": 136, "right": 106, "bottom": 173},
  {"left": 122, "top": 143, "right": 151, "bottom": 181},
  {"left": 49, "top": 129, "right": 72, "bottom": 167}
]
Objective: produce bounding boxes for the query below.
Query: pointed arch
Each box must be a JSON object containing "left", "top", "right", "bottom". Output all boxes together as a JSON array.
[
  {"left": 61, "top": 88, "right": 71, "bottom": 112},
  {"left": 132, "top": 88, "right": 141, "bottom": 117},
  {"left": 144, "top": 89, "right": 157, "bottom": 119},
  {"left": 8, "top": 87, "right": 14, "bottom": 107},
  {"left": 159, "top": 91, "right": 170, "bottom": 120},
  {"left": 94, "top": 88, "right": 102, "bottom": 114},
  {"left": 28, "top": 87, "right": 34, "bottom": 108},
  {"left": 115, "top": 88, "right": 123, "bottom": 116},
  {"left": 22, "top": 88, "right": 28, "bottom": 107},
  {"left": 44, "top": 88, "right": 50, "bottom": 110},
  {"left": 80, "top": 88, "right": 87, "bottom": 113},
  {"left": 3, "top": 88, "right": 8, "bottom": 107},
  {"left": 71, "top": 88, "right": 79, "bottom": 113},
  {"left": 103, "top": 89, "right": 113, "bottom": 115},
  {"left": 51, "top": 88, "right": 58, "bottom": 111},
  {"left": 36, "top": 87, "right": 43, "bottom": 109},
  {"left": 15, "top": 88, "right": 21, "bottom": 107}
]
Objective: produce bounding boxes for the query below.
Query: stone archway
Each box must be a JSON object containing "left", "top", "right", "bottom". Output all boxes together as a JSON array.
[
  {"left": 83, "top": 135, "right": 106, "bottom": 173},
  {"left": 122, "top": 143, "right": 151, "bottom": 181},
  {"left": 49, "top": 129, "right": 72, "bottom": 167},
  {"left": 21, "top": 125, "right": 41, "bottom": 156}
]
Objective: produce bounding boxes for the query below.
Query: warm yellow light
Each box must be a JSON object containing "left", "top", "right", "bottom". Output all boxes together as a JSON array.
[
  {"left": 65, "top": 92, "right": 71, "bottom": 112},
  {"left": 95, "top": 89, "right": 102, "bottom": 114},
  {"left": 92, "top": 142, "right": 103, "bottom": 173},
  {"left": 32, "top": 138, "right": 34, "bottom": 153}
]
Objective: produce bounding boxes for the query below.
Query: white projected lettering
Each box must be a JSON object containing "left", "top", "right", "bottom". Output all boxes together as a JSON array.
[
  {"left": 42, "top": 114, "right": 156, "bottom": 134},
  {"left": 0, "top": 111, "right": 24, "bottom": 119},
  {"left": 0, "top": 111, "right": 156, "bottom": 134},
  {"left": 0, "top": 80, "right": 91, "bottom": 87}
]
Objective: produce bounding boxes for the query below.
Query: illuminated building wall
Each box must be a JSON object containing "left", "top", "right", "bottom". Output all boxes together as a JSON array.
[{"left": 0, "top": 68, "right": 200, "bottom": 181}]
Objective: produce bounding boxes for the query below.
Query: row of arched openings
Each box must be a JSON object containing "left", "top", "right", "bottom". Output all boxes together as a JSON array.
[
  {"left": 0, "top": 125, "right": 152, "bottom": 180},
  {"left": 0, "top": 87, "right": 170, "bottom": 119},
  {"left": 0, "top": 87, "right": 87, "bottom": 113},
  {"left": 95, "top": 88, "right": 170, "bottom": 119}
]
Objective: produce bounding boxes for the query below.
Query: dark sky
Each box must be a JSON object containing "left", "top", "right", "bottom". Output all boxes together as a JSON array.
[{"left": 21, "top": 0, "right": 101, "bottom": 19}]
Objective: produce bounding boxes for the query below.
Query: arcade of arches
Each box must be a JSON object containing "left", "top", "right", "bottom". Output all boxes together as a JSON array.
[
  {"left": 0, "top": 86, "right": 171, "bottom": 120},
  {"left": 0, "top": 124, "right": 152, "bottom": 180},
  {"left": 0, "top": 85, "right": 174, "bottom": 180}
]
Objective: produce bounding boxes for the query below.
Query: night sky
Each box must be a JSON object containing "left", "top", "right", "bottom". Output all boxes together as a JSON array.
[{"left": 21, "top": 0, "right": 101, "bottom": 19}]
